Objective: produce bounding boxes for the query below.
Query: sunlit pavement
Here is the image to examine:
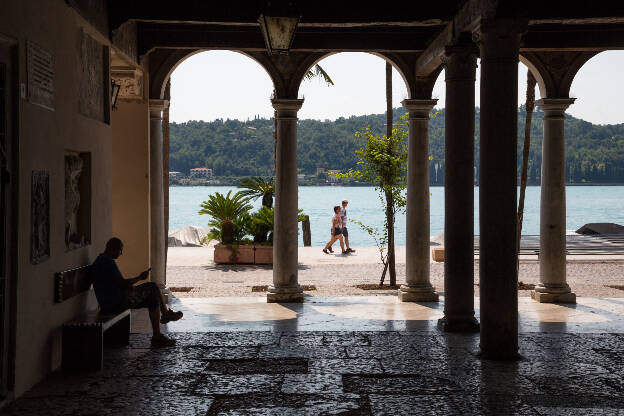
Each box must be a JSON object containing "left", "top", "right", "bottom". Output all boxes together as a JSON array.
[{"left": 3, "top": 296, "right": 624, "bottom": 415}]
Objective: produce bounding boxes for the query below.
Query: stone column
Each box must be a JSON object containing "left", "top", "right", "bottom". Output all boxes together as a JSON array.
[
  {"left": 438, "top": 43, "right": 480, "bottom": 332},
  {"left": 475, "top": 19, "right": 525, "bottom": 359},
  {"left": 532, "top": 98, "right": 576, "bottom": 303},
  {"left": 268, "top": 98, "right": 304, "bottom": 303},
  {"left": 149, "top": 99, "right": 168, "bottom": 290},
  {"left": 399, "top": 99, "right": 439, "bottom": 302}
]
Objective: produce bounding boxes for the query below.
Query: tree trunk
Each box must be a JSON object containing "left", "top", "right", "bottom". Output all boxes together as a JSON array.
[
  {"left": 384, "top": 61, "right": 396, "bottom": 286},
  {"left": 517, "top": 70, "right": 537, "bottom": 269},
  {"left": 385, "top": 62, "right": 392, "bottom": 138},
  {"left": 385, "top": 190, "right": 396, "bottom": 286}
]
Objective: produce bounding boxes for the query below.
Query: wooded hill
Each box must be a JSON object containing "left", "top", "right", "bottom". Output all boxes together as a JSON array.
[{"left": 170, "top": 107, "right": 624, "bottom": 184}]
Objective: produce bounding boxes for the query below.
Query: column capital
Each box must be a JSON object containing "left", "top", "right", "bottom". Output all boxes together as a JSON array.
[
  {"left": 149, "top": 99, "right": 169, "bottom": 118},
  {"left": 402, "top": 99, "right": 438, "bottom": 118},
  {"left": 271, "top": 98, "right": 304, "bottom": 112},
  {"left": 473, "top": 18, "right": 527, "bottom": 63},
  {"left": 536, "top": 98, "right": 575, "bottom": 118},
  {"left": 442, "top": 41, "right": 478, "bottom": 82},
  {"left": 473, "top": 17, "right": 528, "bottom": 40}
]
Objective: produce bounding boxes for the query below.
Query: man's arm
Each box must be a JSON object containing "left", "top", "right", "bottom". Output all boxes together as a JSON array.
[{"left": 111, "top": 264, "right": 150, "bottom": 288}]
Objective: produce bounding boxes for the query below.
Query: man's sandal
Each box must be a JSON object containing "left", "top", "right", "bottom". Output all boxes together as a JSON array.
[
  {"left": 151, "top": 333, "right": 176, "bottom": 348},
  {"left": 160, "top": 309, "right": 183, "bottom": 324}
]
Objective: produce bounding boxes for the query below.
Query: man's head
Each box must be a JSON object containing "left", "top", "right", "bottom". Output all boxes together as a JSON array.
[
  {"left": 342, "top": 200, "right": 348, "bottom": 207},
  {"left": 105, "top": 237, "right": 123, "bottom": 259},
  {"left": 333, "top": 205, "right": 341, "bottom": 214}
]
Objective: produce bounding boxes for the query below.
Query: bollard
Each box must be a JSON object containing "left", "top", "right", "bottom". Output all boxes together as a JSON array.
[{"left": 302, "top": 215, "right": 312, "bottom": 246}]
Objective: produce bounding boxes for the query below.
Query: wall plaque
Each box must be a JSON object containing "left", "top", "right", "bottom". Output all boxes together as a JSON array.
[
  {"left": 27, "top": 41, "right": 54, "bottom": 110},
  {"left": 78, "top": 29, "right": 106, "bottom": 122},
  {"left": 31, "top": 170, "right": 50, "bottom": 264},
  {"left": 65, "top": 152, "right": 91, "bottom": 251}
]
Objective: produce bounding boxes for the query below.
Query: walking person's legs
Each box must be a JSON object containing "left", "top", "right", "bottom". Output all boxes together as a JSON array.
[
  {"left": 338, "top": 235, "right": 346, "bottom": 253},
  {"left": 323, "top": 235, "right": 337, "bottom": 254}
]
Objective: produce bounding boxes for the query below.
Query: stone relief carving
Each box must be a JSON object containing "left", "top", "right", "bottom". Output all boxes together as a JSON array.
[
  {"left": 65, "top": 153, "right": 90, "bottom": 250},
  {"left": 31, "top": 171, "right": 50, "bottom": 264},
  {"left": 111, "top": 67, "right": 144, "bottom": 101},
  {"left": 78, "top": 29, "right": 106, "bottom": 122}
]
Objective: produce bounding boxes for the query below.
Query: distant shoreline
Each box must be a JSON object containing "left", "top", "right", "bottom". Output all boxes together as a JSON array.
[{"left": 170, "top": 183, "right": 624, "bottom": 187}]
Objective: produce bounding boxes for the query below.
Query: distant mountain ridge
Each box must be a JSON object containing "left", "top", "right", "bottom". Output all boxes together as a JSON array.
[{"left": 169, "top": 107, "right": 624, "bottom": 184}]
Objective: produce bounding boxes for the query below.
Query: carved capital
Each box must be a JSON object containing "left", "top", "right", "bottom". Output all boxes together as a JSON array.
[
  {"left": 536, "top": 98, "right": 575, "bottom": 119},
  {"left": 402, "top": 99, "right": 438, "bottom": 120},
  {"left": 149, "top": 99, "right": 169, "bottom": 119},
  {"left": 271, "top": 98, "right": 304, "bottom": 119},
  {"left": 111, "top": 66, "right": 144, "bottom": 102},
  {"left": 442, "top": 41, "right": 478, "bottom": 82},
  {"left": 473, "top": 18, "right": 527, "bottom": 63}
]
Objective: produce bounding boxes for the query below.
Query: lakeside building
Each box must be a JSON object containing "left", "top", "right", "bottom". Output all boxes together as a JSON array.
[
  {"left": 169, "top": 171, "right": 183, "bottom": 179},
  {"left": 327, "top": 169, "right": 342, "bottom": 183},
  {"left": 190, "top": 167, "right": 213, "bottom": 178}
]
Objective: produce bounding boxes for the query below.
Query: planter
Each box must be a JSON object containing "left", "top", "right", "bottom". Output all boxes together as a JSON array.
[
  {"left": 254, "top": 245, "right": 273, "bottom": 264},
  {"left": 214, "top": 244, "right": 254, "bottom": 264},
  {"left": 432, "top": 247, "right": 445, "bottom": 262}
]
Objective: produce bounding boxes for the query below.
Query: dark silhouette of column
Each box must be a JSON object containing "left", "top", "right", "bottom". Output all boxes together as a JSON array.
[
  {"left": 475, "top": 19, "right": 526, "bottom": 359},
  {"left": 438, "top": 40, "right": 480, "bottom": 332}
]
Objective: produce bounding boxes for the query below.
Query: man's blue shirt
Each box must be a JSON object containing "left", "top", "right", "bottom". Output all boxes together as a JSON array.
[{"left": 90, "top": 254, "right": 125, "bottom": 312}]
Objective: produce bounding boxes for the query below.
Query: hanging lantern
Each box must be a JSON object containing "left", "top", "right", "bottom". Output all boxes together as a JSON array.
[{"left": 258, "top": 4, "right": 300, "bottom": 55}]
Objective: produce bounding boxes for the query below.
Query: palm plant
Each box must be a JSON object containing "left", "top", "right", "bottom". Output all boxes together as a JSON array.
[
  {"left": 304, "top": 64, "right": 334, "bottom": 86},
  {"left": 199, "top": 191, "right": 252, "bottom": 244},
  {"left": 250, "top": 206, "right": 274, "bottom": 243},
  {"left": 238, "top": 177, "right": 275, "bottom": 208}
]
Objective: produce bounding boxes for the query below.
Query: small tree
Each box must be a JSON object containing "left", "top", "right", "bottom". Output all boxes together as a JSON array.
[{"left": 336, "top": 113, "right": 410, "bottom": 286}]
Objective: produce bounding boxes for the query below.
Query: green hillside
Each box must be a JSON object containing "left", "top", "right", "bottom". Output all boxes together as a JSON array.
[{"left": 169, "top": 108, "right": 624, "bottom": 184}]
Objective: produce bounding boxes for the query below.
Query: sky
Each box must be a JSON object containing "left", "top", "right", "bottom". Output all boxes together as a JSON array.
[{"left": 169, "top": 50, "right": 624, "bottom": 125}]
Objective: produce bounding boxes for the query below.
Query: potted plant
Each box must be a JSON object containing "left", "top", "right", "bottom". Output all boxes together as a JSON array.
[{"left": 199, "top": 191, "right": 254, "bottom": 264}]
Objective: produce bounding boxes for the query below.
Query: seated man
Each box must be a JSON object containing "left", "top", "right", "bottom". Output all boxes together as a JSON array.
[{"left": 90, "top": 237, "right": 182, "bottom": 347}]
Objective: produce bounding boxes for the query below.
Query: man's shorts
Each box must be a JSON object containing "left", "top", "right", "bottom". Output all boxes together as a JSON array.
[
  {"left": 342, "top": 227, "right": 349, "bottom": 237},
  {"left": 119, "top": 282, "right": 160, "bottom": 310}
]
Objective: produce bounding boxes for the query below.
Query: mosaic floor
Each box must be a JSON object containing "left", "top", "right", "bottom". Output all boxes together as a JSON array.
[{"left": 2, "top": 296, "right": 624, "bottom": 415}]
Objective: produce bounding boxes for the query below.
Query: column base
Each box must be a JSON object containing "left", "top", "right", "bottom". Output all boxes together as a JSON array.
[
  {"left": 437, "top": 316, "right": 480, "bottom": 333},
  {"left": 531, "top": 290, "right": 576, "bottom": 304},
  {"left": 478, "top": 349, "right": 521, "bottom": 361},
  {"left": 398, "top": 285, "right": 439, "bottom": 302},
  {"left": 267, "top": 285, "right": 304, "bottom": 303}
]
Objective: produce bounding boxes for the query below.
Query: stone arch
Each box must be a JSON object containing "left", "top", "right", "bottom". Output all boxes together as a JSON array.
[
  {"left": 520, "top": 51, "right": 599, "bottom": 99},
  {"left": 289, "top": 51, "right": 417, "bottom": 100},
  {"left": 148, "top": 49, "right": 282, "bottom": 100}
]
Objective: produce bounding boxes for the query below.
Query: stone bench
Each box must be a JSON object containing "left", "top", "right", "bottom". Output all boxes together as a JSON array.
[{"left": 55, "top": 265, "right": 130, "bottom": 371}]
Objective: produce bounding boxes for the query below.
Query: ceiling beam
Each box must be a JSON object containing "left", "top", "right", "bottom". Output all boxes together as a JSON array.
[
  {"left": 522, "top": 24, "right": 624, "bottom": 50},
  {"left": 414, "top": 0, "right": 496, "bottom": 76},
  {"left": 137, "top": 23, "right": 437, "bottom": 56}
]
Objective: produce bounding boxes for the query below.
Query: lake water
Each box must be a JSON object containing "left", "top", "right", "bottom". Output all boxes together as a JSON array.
[{"left": 169, "top": 186, "right": 624, "bottom": 247}]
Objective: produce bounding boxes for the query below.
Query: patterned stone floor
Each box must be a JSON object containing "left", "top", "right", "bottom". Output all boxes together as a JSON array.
[
  {"left": 2, "top": 331, "right": 624, "bottom": 415},
  {"left": 3, "top": 295, "right": 624, "bottom": 415}
]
